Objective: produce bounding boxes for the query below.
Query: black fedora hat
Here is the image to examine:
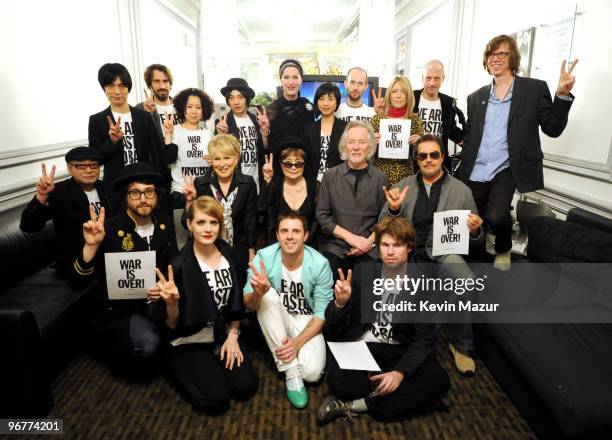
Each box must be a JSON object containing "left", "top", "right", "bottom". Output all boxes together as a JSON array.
[
  {"left": 220, "top": 78, "right": 255, "bottom": 102},
  {"left": 113, "top": 163, "right": 165, "bottom": 191},
  {"left": 65, "top": 146, "right": 102, "bottom": 163}
]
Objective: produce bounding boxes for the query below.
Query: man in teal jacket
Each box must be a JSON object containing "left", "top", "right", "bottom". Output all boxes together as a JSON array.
[{"left": 244, "top": 211, "right": 333, "bottom": 409}]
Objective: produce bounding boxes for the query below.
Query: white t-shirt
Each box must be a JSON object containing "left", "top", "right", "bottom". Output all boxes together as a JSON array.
[
  {"left": 112, "top": 111, "right": 136, "bottom": 165},
  {"left": 318, "top": 132, "right": 331, "bottom": 182},
  {"left": 360, "top": 278, "right": 399, "bottom": 344},
  {"left": 171, "top": 256, "right": 232, "bottom": 346},
  {"left": 169, "top": 124, "right": 213, "bottom": 193},
  {"left": 280, "top": 264, "right": 312, "bottom": 315},
  {"left": 417, "top": 96, "right": 443, "bottom": 137},
  {"left": 84, "top": 188, "right": 101, "bottom": 217},
  {"left": 134, "top": 222, "right": 155, "bottom": 250},
  {"left": 335, "top": 102, "right": 375, "bottom": 124},
  {"left": 156, "top": 103, "right": 179, "bottom": 136},
  {"left": 234, "top": 115, "right": 259, "bottom": 192}
]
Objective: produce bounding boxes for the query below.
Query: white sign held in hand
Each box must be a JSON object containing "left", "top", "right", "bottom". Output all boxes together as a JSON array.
[
  {"left": 378, "top": 118, "right": 411, "bottom": 159},
  {"left": 432, "top": 210, "right": 470, "bottom": 256},
  {"left": 104, "top": 250, "right": 156, "bottom": 300}
]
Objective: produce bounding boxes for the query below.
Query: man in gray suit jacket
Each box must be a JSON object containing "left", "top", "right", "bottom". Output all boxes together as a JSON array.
[{"left": 461, "top": 34, "right": 577, "bottom": 270}]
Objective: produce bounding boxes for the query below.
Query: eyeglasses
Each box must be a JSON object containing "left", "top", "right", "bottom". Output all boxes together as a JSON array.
[
  {"left": 416, "top": 151, "right": 442, "bottom": 161},
  {"left": 281, "top": 161, "right": 305, "bottom": 169},
  {"left": 488, "top": 51, "right": 510, "bottom": 60},
  {"left": 127, "top": 189, "right": 157, "bottom": 200},
  {"left": 70, "top": 162, "right": 101, "bottom": 170}
]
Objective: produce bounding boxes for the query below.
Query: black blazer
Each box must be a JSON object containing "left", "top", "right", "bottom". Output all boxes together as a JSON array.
[
  {"left": 461, "top": 76, "right": 573, "bottom": 193},
  {"left": 214, "top": 111, "right": 266, "bottom": 187},
  {"left": 194, "top": 172, "right": 258, "bottom": 249},
  {"left": 88, "top": 106, "right": 175, "bottom": 186},
  {"left": 167, "top": 239, "right": 245, "bottom": 341},
  {"left": 303, "top": 117, "right": 347, "bottom": 180},
  {"left": 20, "top": 178, "right": 114, "bottom": 275},
  {"left": 324, "top": 261, "right": 437, "bottom": 376}
]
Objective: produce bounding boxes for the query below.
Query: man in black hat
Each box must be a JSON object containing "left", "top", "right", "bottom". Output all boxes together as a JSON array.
[
  {"left": 216, "top": 77, "right": 269, "bottom": 191},
  {"left": 20, "top": 147, "right": 114, "bottom": 277},
  {"left": 70, "top": 163, "right": 177, "bottom": 371}
]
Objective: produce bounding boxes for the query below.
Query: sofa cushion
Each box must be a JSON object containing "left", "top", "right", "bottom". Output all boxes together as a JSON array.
[{"left": 489, "top": 324, "right": 612, "bottom": 437}]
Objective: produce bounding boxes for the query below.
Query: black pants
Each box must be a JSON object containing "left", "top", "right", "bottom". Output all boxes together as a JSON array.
[
  {"left": 324, "top": 251, "right": 373, "bottom": 283},
  {"left": 326, "top": 343, "right": 449, "bottom": 421},
  {"left": 468, "top": 167, "right": 516, "bottom": 253},
  {"left": 165, "top": 343, "right": 258, "bottom": 412}
]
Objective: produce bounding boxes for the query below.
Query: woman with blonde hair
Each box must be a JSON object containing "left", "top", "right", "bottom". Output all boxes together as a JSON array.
[
  {"left": 153, "top": 195, "right": 257, "bottom": 412},
  {"left": 184, "top": 134, "right": 257, "bottom": 278},
  {"left": 372, "top": 76, "right": 424, "bottom": 185}
]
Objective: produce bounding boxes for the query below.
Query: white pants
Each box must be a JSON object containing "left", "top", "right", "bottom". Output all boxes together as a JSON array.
[{"left": 256, "top": 288, "right": 326, "bottom": 382}]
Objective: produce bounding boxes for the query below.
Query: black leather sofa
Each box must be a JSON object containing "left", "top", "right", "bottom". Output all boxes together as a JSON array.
[
  {"left": 0, "top": 204, "right": 98, "bottom": 417},
  {"left": 476, "top": 208, "right": 612, "bottom": 439}
]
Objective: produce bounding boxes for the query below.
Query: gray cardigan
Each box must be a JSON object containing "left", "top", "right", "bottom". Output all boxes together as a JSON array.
[{"left": 379, "top": 172, "right": 483, "bottom": 260}]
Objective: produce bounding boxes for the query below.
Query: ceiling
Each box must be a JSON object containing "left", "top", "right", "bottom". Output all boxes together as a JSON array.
[{"left": 236, "top": 0, "right": 358, "bottom": 45}]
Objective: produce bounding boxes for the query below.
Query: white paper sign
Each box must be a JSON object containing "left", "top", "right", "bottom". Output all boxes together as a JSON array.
[
  {"left": 179, "top": 134, "right": 210, "bottom": 170},
  {"left": 378, "top": 118, "right": 411, "bottom": 159},
  {"left": 104, "top": 251, "right": 156, "bottom": 300},
  {"left": 432, "top": 210, "right": 470, "bottom": 256},
  {"left": 327, "top": 341, "right": 382, "bottom": 371}
]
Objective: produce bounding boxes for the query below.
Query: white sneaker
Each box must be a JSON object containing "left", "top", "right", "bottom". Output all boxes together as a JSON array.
[
  {"left": 493, "top": 251, "right": 512, "bottom": 271},
  {"left": 485, "top": 233, "right": 496, "bottom": 255}
]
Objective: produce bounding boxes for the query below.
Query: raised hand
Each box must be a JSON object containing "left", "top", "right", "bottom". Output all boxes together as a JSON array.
[
  {"left": 216, "top": 112, "right": 229, "bottom": 134},
  {"left": 371, "top": 87, "right": 385, "bottom": 114},
  {"left": 334, "top": 268, "right": 352, "bottom": 308},
  {"left": 383, "top": 185, "right": 409, "bottom": 211},
  {"left": 262, "top": 153, "right": 274, "bottom": 183},
  {"left": 467, "top": 213, "right": 483, "bottom": 236},
  {"left": 556, "top": 59, "right": 578, "bottom": 96},
  {"left": 163, "top": 112, "right": 175, "bottom": 136},
  {"left": 143, "top": 88, "right": 156, "bottom": 113},
  {"left": 36, "top": 163, "right": 56, "bottom": 204},
  {"left": 257, "top": 106, "right": 270, "bottom": 135},
  {"left": 155, "top": 265, "right": 179, "bottom": 306},
  {"left": 107, "top": 115, "right": 123, "bottom": 144},
  {"left": 248, "top": 259, "right": 271, "bottom": 297},
  {"left": 83, "top": 205, "right": 105, "bottom": 246},
  {"left": 183, "top": 175, "right": 196, "bottom": 204}
]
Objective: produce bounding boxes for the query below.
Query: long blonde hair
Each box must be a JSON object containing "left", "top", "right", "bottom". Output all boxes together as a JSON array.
[{"left": 384, "top": 75, "right": 415, "bottom": 119}]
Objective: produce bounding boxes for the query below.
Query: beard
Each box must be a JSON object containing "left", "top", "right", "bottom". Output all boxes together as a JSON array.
[{"left": 154, "top": 89, "right": 169, "bottom": 100}]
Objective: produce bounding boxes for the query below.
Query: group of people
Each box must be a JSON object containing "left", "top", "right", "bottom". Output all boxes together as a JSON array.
[{"left": 19, "top": 33, "right": 577, "bottom": 424}]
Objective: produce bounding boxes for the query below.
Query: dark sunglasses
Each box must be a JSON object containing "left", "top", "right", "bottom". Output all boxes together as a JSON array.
[
  {"left": 416, "top": 151, "right": 441, "bottom": 161},
  {"left": 281, "top": 161, "right": 305, "bottom": 169}
]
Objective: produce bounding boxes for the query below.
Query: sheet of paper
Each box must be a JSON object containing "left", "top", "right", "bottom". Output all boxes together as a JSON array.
[
  {"left": 432, "top": 210, "right": 470, "bottom": 256},
  {"left": 378, "top": 118, "right": 411, "bottom": 159},
  {"left": 327, "top": 341, "right": 382, "bottom": 371},
  {"left": 104, "top": 250, "right": 156, "bottom": 300}
]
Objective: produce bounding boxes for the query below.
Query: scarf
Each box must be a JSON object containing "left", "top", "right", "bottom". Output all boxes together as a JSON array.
[
  {"left": 210, "top": 184, "right": 239, "bottom": 246},
  {"left": 388, "top": 106, "right": 408, "bottom": 118}
]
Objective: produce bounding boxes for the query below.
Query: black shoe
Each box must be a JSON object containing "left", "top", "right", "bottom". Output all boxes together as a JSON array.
[{"left": 316, "top": 396, "right": 355, "bottom": 425}]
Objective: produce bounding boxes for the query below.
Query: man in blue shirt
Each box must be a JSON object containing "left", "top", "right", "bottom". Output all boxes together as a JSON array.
[{"left": 461, "top": 34, "right": 577, "bottom": 270}]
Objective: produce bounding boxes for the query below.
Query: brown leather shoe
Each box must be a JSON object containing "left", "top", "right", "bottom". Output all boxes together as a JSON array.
[{"left": 448, "top": 343, "right": 476, "bottom": 376}]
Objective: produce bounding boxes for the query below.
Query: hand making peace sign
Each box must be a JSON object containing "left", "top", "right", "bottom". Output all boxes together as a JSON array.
[
  {"left": 216, "top": 112, "right": 229, "bottom": 134},
  {"left": 82, "top": 205, "right": 106, "bottom": 246},
  {"left": 143, "top": 88, "right": 157, "bottom": 113},
  {"left": 36, "top": 163, "right": 56, "bottom": 204},
  {"left": 183, "top": 175, "right": 196, "bottom": 204},
  {"left": 334, "top": 268, "right": 352, "bottom": 308},
  {"left": 107, "top": 115, "right": 123, "bottom": 144},
  {"left": 155, "top": 265, "right": 180, "bottom": 306},
  {"left": 262, "top": 153, "right": 274, "bottom": 183},
  {"left": 163, "top": 112, "right": 175, "bottom": 136},
  {"left": 371, "top": 87, "right": 385, "bottom": 115},
  {"left": 248, "top": 259, "right": 271, "bottom": 297},
  {"left": 556, "top": 59, "right": 578, "bottom": 96},
  {"left": 256, "top": 106, "right": 270, "bottom": 135}
]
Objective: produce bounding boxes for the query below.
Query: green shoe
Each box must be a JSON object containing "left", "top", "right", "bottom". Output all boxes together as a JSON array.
[{"left": 286, "top": 373, "right": 309, "bottom": 409}]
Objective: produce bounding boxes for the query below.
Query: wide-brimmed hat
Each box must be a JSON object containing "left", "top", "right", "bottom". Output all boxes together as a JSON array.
[
  {"left": 65, "top": 146, "right": 102, "bottom": 163},
  {"left": 220, "top": 78, "right": 255, "bottom": 102},
  {"left": 113, "top": 163, "right": 165, "bottom": 191}
]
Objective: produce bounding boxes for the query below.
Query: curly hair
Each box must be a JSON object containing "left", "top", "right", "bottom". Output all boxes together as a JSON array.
[{"left": 173, "top": 88, "right": 214, "bottom": 122}]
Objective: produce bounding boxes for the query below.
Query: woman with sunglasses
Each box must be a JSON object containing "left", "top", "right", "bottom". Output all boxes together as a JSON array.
[
  {"left": 165, "top": 88, "right": 215, "bottom": 209},
  {"left": 304, "top": 82, "right": 348, "bottom": 182},
  {"left": 154, "top": 196, "right": 258, "bottom": 412},
  {"left": 184, "top": 134, "right": 257, "bottom": 279},
  {"left": 372, "top": 76, "right": 424, "bottom": 185},
  {"left": 258, "top": 137, "right": 317, "bottom": 246}
]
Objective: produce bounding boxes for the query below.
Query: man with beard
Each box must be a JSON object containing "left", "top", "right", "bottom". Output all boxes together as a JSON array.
[
  {"left": 137, "top": 64, "right": 180, "bottom": 141},
  {"left": 316, "top": 216, "right": 449, "bottom": 424},
  {"left": 70, "top": 163, "right": 177, "bottom": 373},
  {"left": 380, "top": 134, "right": 483, "bottom": 376},
  {"left": 335, "top": 67, "right": 377, "bottom": 124}
]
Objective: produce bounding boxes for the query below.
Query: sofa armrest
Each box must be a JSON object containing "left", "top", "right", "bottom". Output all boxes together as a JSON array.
[{"left": 0, "top": 309, "right": 53, "bottom": 417}]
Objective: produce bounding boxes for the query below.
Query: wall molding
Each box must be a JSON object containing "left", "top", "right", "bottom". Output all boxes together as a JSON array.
[
  {"left": 543, "top": 137, "right": 612, "bottom": 182},
  {"left": 0, "top": 141, "right": 85, "bottom": 170}
]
